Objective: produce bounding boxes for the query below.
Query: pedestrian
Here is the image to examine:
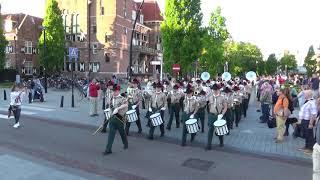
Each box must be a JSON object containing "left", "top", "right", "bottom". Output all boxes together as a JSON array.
[
  {"left": 88, "top": 78, "right": 100, "bottom": 116},
  {"left": 298, "top": 90, "right": 317, "bottom": 155},
  {"left": 311, "top": 73, "right": 319, "bottom": 99},
  {"left": 298, "top": 85, "right": 306, "bottom": 108},
  {"left": 273, "top": 87, "right": 290, "bottom": 143},
  {"left": 9, "top": 83, "right": 27, "bottom": 128},
  {"left": 313, "top": 98, "right": 320, "bottom": 180},
  {"left": 103, "top": 85, "right": 128, "bottom": 155},
  {"left": 259, "top": 81, "right": 273, "bottom": 123}
]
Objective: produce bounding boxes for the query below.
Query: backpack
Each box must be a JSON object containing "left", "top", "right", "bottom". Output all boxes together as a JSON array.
[{"left": 288, "top": 99, "right": 294, "bottom": 112}]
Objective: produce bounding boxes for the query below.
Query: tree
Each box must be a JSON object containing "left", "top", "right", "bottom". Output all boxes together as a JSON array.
[
  {"left": 304, "top": 45, "right": 316, "bottom": 76},
  {"left": 0, "top": 14, "right": 8, "bottom": 70},
  {"left": 200, "top": 7, "right": 229, "bottom": 75},
  {"left": 279, "top": 53, "right": 297, "bottom": 72},
  {"left": 264, "top": 53, "right": 278, "bottom": 75},
  {"left": 38, "top": 0, "right": 65, "bottom": 73},
  {"left": 161, "top": 0, "right": 203, "bottom": 75}
]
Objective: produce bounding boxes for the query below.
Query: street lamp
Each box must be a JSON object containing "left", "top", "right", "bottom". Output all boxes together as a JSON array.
[{"left": 39, "top": 26, "right": 47, "bottom": 93}]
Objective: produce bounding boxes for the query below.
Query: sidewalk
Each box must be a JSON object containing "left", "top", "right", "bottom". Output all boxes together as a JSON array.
[{"left": 0, "top": 87, "right": 309, "bottom": 161}]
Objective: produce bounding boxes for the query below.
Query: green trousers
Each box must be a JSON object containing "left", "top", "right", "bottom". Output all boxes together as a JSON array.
[
  {"left": 105, "top": 115, "right": 128, "bottom": 152},
  {"left": 196, "top": 107, "right": 205, "bottom": 132},
  {"left": 181, "top": 112, "right": 196, "bottom": 146},
  {"left": 225, "top": 108, "right": 234, "bottom": 130},
  {"left": 167, "top": 103, "right": 180, "bottom": 129},
  {"left": 207, "top": 113, "right": 223, "bottom": 148}
]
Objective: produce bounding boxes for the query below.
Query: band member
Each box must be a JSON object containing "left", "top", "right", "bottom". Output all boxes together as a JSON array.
[
  {"left": 206, "top": 84, "right": 227, "bottom": 150},
  {"left": 101, "top": 80, "right": 114, "bottom": 133},
  {"left": 224, "top": 87, "right": 234, "bottom": 133},
  {"left": 240, "top": 83, "right": 248, "bottom": 118},
  {"left": 125, "top": 79, "right": 143, "bottom": 135},
  {"left": 148, "top": 83, "right": 167, "bottom": 140},
  {"left": 181, "top": 88, "right": 199, "bottom": 146},
  {"left": 103, "top": 85, "right": 128, "bottom": 155},
  {"left": 196, "top": 90, "right": 207, "bottom": 133},
  {"left": 233, "top": 86, "right": 242, "bottom": 127},
  {"left": 166, "top": 84, "right": 182, "bottom": 130},
  {"left": 164, "top": 80, "right": 172, "bottom": 115}
]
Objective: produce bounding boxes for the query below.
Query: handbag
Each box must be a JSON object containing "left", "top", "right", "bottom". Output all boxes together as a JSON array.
[
  {"left": 293, "top": 124, "right": 304, "bottom": 139},
  {"left": 267, "top": 115, "right": 277, "bottom": 128}
]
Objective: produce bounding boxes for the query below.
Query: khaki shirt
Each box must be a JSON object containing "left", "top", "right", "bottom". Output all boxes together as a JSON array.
[
  {"left": 105, "top": 89, "right": 113, "bottom": 106},
  {"left": 208, "top": 94, "right": 226, "bottom": 114},
  {"left": 111, "top": 95, "right": 128, "bottom": 116},
  {"left": 169, "top": 90, "right": 182, "bottom": 104},
  {"left": 128, "top": 87, "right": 142, "bottom": 104},
  {"left": 150, "top": 92, "right": 167, "bottom": 109},
  {"left": 241, "top": 89, "right": 249, "bottom": 99},
  {"left": 233, "top": 92, "right": 243, "bottom": 104},
  {"left": 183, "top": 96, "right": 198, "bottom": 114},
  {"left": 224, "top": 94, "right": 234, "bottom": 109},
  {"left": 197, "top": 95, "right": 207, "bottom": 108},
  {"left": 245, "top": 85, "right": 252, "bottom": 94}
]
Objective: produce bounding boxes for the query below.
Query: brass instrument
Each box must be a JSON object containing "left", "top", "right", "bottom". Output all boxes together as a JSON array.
[{"left": 92, "top": 111, "right": 126, "bottom": 135}]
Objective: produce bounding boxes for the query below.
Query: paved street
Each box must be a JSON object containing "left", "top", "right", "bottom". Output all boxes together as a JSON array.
[
  {"left": 0, "top": 114, "right": 312, "bottom": 180},
  {"left": 0, "top": 87, "right": 309, "bottom": 161}
]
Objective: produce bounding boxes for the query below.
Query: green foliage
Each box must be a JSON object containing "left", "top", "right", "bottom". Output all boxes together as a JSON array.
[
  {"left": 264, "top": 53, "right": 278, "bottom": 75},
  {"left": 200, "top": 7, "right": 229, "bottom": 75},
  {"left": 279, "top": 53, "right": 297, "bottom": 71},
  {"left": 161, "top": 0, "right": 203, "bottom": 75},
  {"left": 0, "top": 14, "right": 8, "bottom": 70},
  {"left": 38, "top": 0, "right": 65, "bottom": 73},
  {"left": 224, "top": 41, "right": 263, "bottom": 76},
  {"left": 304, "top": 45, "right": 316, "bottom": 76}
]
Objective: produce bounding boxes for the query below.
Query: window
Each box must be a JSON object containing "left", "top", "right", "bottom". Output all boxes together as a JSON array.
[
  {"left": 25, "top": 41, "right": 32, "bottom": 54},
  {"left": 105, "top": 34, "right": 111, "bottom": 43},
  {"left": 123, "top": 9, "right": 127, "bottom": 18},
  {"left": 105, "top": 53, "right": 110, "bottom": 62},
  {"left": 5, "top": 59, "right": 11, "bottom": 69},
  {"left": 91, "top": 18, "right": 97, "bottom": 33},
  {"left": 100, "top": 7, "right": 104, "bottom": 15},
  {"left": 92, "top": 43, "right": 98, "bottom": 54},
  {"left": 140, "top": 14, "right": 144, "bottom": 24},
  {"left": 25, "top": 61, "right": 33, "bottom": 75},
  {"left": 71, "top": 14, "right": 79, "bottom": 34},
  {"left": 123, "top": 27, "right": 127, "bottom": 34},
  {"left": 132, "top": 10, "right": 136, "bottom": 20}
]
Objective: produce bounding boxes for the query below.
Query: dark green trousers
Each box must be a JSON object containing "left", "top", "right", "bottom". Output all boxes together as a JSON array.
[
  {"left": 234, "top": 104, "right": 241, "bottom": 126},
  {"left": 196, "top": 107, "right": 205, "bottom": 132},
  {"left": 126, "top": 102, "right": 142, "bottom": 135},
  {"left": 167, "top": 103, "right": 180, "bottom": 129},
  {"left": 181, "top": 112, "right": 196, "bottom": 146},
  {"left": 225, "top": 108, "right": 234, "bottom": 130},
  {"left": 207, "top": 113, "right": 223, "bottom": 148},
  {"left": 105, "top": 115, "right": 128, "bottom": 152},
  {"left": 148, "top": 108, "right": 165, "bottom": 138}
]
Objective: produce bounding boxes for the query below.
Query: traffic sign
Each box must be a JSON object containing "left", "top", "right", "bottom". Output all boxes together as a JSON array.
[
  {"left": 172, "top": 64, "right": 180, "bottom": 72},
  {"left": 69, "top": 47, "right": 78, "bottom": 62},
  {"left": 150, "top": 61, "right": 161, "bottom": 65}
]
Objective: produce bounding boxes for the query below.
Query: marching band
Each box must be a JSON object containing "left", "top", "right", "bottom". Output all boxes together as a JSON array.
[{"left": 99, "top": 72, "right": 255, "bottom": 155}]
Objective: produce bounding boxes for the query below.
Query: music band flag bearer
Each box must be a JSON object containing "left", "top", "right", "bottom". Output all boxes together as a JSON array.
[
  {"left": 181, "top": 88, "right": 199, "bottom": 146},
  {"left": 101, "top": 80, "right": 114, "bottom": 133},
  {"left": 166, "top": 84, "right": 182, "bottom": 130},
  {"left": 103, "top": 85, "right": 128, "bottom": 155},
  {"left": 148, "top": 83, "right": 167, "bottom": 140},
  {"left": 125, "top": 79, "right": 143, "bottom": 135},
  {"left": 196, "top": 90, "right": 207, "bottom": 133},
  {"left": 207, "top": 84, "right": 227, "bottom": 150}
]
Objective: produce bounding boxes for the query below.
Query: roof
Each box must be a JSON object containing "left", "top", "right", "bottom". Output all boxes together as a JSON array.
[
  {"left": 136, "top": 0, "right": 163, "bottom": 22},
  {"left": 2, "top": 13, "right": 43, "bottom": 30}
]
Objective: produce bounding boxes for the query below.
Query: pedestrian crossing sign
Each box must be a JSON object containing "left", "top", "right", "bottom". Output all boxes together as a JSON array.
[{"left": 69, "top": 47, "right": 78, "bottom": 62}]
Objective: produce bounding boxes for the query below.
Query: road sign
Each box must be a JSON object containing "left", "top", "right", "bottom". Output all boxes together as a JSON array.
[
  {"left": 69, "top": 47, "right": 78, "bottom": 62},
  {"left": 172, "top": 64, "right": 180, "bottom": 72},
  {"left": 150, "top": 61, "right": 161, "bottom": 65}
]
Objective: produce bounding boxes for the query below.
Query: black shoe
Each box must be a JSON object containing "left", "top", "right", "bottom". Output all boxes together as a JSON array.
[
  {"left": 166, "top": 127, "right": 171, "bottom": 131},
  {"left": 219, "top": 143, "right": 224, "bottom": 147},
  {"left": 138, "top": 130, "right": 142, "bottom": 134},
  {"left": 147, "top": 136, "right": 154, "bottom": 140},
  {"left": 181, "top": 143, "right": 186, "bottom": 147},
  {"left": 103, "top": 150, "right": 112, "bottom": 156},
  {"left": 201, "top": 130, "right": 204, "bottom": 133},
  {"left": 176, "top": 125, "right": 180, "bottom": 128},
  {"left": 256, "top": 109, "right": 261, "bottom": 112},
  {"left": 236, "top": 124, "right": 238, "bottom": 127},
  {"left": 101, "top": 129, "right": 106, "bottom": 133},
  {"left": 226, "top": 132, "right": 230, "bottom": 136},
  {"left": 283, "top": 131, "right": 289, "bottom": 136},
  {"left": 160, "top": 133, "right": 164, "bottom": 137},
  {"left": 124, "top": 144, "right": 128, "bottom": 149},
  {"left": 205, "top": 146, "right": 212, "bottom": 150}
]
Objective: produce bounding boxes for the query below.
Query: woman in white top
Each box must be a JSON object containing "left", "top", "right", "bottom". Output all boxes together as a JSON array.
[{"left": 9, "top": 83, "right": 26, "bottom": 128}]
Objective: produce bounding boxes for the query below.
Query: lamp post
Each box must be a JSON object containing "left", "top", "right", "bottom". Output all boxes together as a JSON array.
[
  {"left": 14, "top": 36, "right": 17, "bottom": 71},
  {"left": 39, "top": 26, "right": 47, "bottom": 93},
  {"left": 128, "top": 0, "right": 145, "bottom": 81}
]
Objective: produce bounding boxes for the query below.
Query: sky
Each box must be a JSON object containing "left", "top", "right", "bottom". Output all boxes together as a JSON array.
[{"left": 1, "top": 0, "right": 320, "bottom": 65}]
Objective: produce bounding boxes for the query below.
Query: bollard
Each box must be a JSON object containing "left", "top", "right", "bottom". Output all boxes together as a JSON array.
[
  {"left": 102, "top": 97, "right": 106, "bottom": 110},
  {"left": 4, "top": 90, "right": 7, "bottom": 101},
  {"left": 71, "top": 94, "right": 74, "bottom": 108},
  {"left": 60, "top": 96, "right": 64, "bottom": 108},
  {"left": 28, "top": 92, "right": 32, "bottom": 103}
]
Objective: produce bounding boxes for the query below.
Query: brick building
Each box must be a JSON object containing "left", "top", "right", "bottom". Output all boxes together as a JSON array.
[
  {"left": 57, "top": 0, "right": 163, "bottom": 79},
  {"left": 2, "top": 13, "right": 43, "bottom": 75}
]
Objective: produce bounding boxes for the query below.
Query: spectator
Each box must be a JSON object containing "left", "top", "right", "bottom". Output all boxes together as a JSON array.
[
  {"left": 299, "top": 90, "right": 317, "bottom": 155},
  {"left": 298, "top": 85, "right": 306, "bottom": 108},
  {"left": 88, "top": 78, "right": 100, "bottom": 116},
  {"left": 259, "top": 82, "right": 273, "bottom": 123},
  {"left": 314, "top": 97, "right": 320, "bottom": 180},
  {"left": 311, "top": 74, "right": 319, "bottom": 99},
  {"left": 9, "top": 83, "right": 27, "bottom": 128},
  {"left": 290, "top": 85, "right": 298, "bottom": 107},
  {"left": 274, "top": 87, "right": 290, "bottom": 143}
]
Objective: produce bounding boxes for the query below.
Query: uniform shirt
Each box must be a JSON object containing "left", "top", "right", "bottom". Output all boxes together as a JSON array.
[
  {"left": 244, "top": 84, "right": 252, "bottom": 94},
  {"left": 105, "top": 89, "right": 113, "bottom": 106},
  {"left": 151, "top": 91, "right": 167, "bottom": 109},
  {"left": 208, "top": 94, "right": 225, "bottom": 114},
  {"left": 299, "top": 99, "right": 317, "bottom": 121},
  {"left": 169, "top": 90, "right": 182, "bottom": 104},
  {"left": 111, "top": 94, "right": 128, "bottom": 116},
  {"left": 224, "top": 94, "right": 234, "bottom": 109},
  {"left": 197, "top": 95, "right": 207, "bottom": 108},
  {"left": 183, "top": 96, "right": 198, "bottom": 114},
  {"left": 10, "top": 91, "right": 25, "bottom": 106},
  {"left": 233, "top": 92, "right": 243, "bottom": 104},
  {"left": 128, "top": 87, "right": 142, "bottom": 104},
  {"left": 241, "top": 88, "right": 249, "bottom": 99}
]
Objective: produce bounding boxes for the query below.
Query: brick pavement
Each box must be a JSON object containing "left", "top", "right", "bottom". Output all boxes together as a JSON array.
[{"left": 0, "top": 87, "right": 309, "bottom": 161}]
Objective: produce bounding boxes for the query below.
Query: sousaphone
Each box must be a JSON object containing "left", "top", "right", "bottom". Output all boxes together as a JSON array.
[
  {"left": 201, "top": 72, "right": 210, "bottom": 81},
  {"left": 245, "top": 71, "right": 257, "bottom": 81},
  {"left": 222, "top": 72, "right": 232, "bottom": 82}
]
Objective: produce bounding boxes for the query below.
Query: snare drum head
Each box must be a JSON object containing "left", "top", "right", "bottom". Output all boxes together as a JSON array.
[
  {"left": 150, "top": 113, "right": 160, "bottom": 118},
  {"left": 186, "top": 119, "right": 197, "bottom": 125},
  {"left": 104, "top": 108, "right": 111, "bottom": 112},
  {"left": 214, "top": 120, "right": 226, "bottom": 126},
  {"left": 126, "top": 109, "right": 136, "bottom": 114}
]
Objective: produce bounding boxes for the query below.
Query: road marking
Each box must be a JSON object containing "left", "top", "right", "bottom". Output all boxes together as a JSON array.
[
  {"left": 20, "top": 106, "right": 55, "bottom": 112},
  {"left": 0, "top": 114, "right": 13, "bottom": 119},
  {"left": 0, "top": 108, "right": 36, "bottom": 115}
]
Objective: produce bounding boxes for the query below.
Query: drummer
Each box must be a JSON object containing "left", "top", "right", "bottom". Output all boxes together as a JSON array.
[
  {"left": 181, "top": 88, "right": 199, "bottom": 146},
  {"left": 196, "top": 90, "right": 207, "bottom": 133},
  {"left": 125, "top": 79, "right": 143, "bottom": 135},
  {"left": 223, "top": 86, "right": 234, "bottom": 134},
  {"left": 148, "top": 83, "right": 167, "bottom": 140},
  {"left": 166, "top": 84, "right": 182, "bottom": 130},
  {"left": 207, "top": 84, "right": 227, "bottom": 150},
  {"left": 101, "top": 80, "right": 114, "bottom": 133}
]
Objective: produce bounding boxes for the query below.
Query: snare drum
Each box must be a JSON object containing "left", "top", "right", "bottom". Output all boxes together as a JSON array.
[
  {"left": 185, "top": 119, "right": 199, "bottom": 134},
  {"left": 150, "top": 113, "right": 163, "bottom": 126},
  {"left": 103, "top": 108, "right": 111, "bottom": 120},
  {"left": 126, "top": 110, "right": 138, "bottom": 123},
  {"left": 213, "top": 119, "right": 229, "bottom": 135}
]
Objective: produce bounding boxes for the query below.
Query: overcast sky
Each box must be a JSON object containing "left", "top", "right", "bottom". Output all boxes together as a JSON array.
[{"left": 1, "top": 0, "right": 320, "bottom": 65}]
